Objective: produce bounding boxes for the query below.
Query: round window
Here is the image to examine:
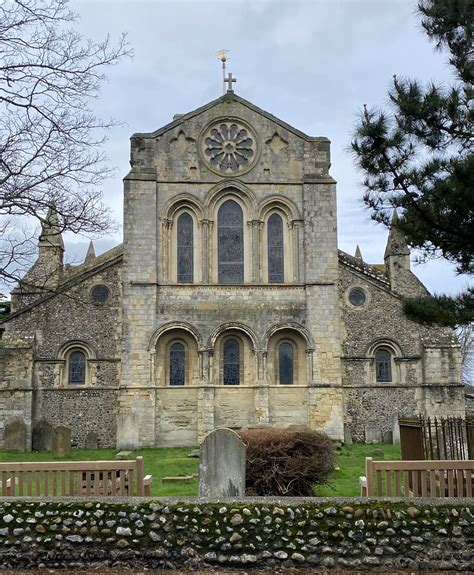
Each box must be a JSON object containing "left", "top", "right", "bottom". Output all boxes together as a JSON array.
[
  {"left": 348, "top": 287, "right": 367, "bottom": 307},
  {"left": 90, "top": 284, "right": 110, "bottom": 304}
]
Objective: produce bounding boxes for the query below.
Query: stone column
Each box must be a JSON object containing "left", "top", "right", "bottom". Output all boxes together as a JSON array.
[
  {"left": 200, "top": 219, "right": 210, "bottom": 284},
  {"left": 161, "top": 218, "right": 172, "bottom": 282},
  {"left": 291, "top": 220, "right": 302, "bottom": 282},
  {"left": 197, "top": 385, "right": 215, "bottom": 443},
  {"left": 250, "top": 219, "right": 263, "bottom": 283},
  {"left": 254, "top": 350, "right": 270, "bottom": 425}
]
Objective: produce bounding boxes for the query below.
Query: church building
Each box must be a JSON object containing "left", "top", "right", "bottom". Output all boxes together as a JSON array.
[{"left": 0, "top": 80, "right": 464, "bottom": 450}]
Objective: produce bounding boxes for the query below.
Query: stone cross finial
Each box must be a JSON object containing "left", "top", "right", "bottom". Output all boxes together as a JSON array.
[{"left": 224, "top": 73, "right": 236, "bottom": 92}]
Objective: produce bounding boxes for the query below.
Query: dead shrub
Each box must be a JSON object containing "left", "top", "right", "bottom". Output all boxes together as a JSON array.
[{"left": 239, "top": 427, "right": 335, "bottom": 496}]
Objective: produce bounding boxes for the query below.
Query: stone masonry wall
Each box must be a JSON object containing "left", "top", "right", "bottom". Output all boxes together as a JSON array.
[
  {"left": 1, "top": 257, "right": 122, "bottom": 449},
  {"left": 339, "top": 262, "right": 464, "bottom": 441},
  {"left": 0, "top": 498, "right": 472, "bottom": 571}
]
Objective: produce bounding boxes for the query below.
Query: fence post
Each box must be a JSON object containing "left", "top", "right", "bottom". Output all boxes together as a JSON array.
[{"left": 136, "top": 457, "right": 144, "bottom": 497}]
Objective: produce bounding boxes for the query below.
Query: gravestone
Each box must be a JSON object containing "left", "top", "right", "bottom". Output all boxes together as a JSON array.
[
  {"left": 52, "top": 426, "right": 71, "bottom": 457},
  {"left": 32, "top": 420, "right": 54, "bottom": 452},
  {"left": 199, "top": 428, "right": 246, "bottom": 497},
  {"left": 3, "top": 419, "right": 27, "bottom": 452},
  {"left": 343, "top": 423, "right": 353, "bottom": 445},
  {"left": 85, "top": 431, "right": 99, "bottom": 449},
  {"left": 365, "top": 425, "right": 382, "bottom": 443}
]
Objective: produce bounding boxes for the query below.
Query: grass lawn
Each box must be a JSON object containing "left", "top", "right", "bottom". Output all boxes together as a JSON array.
[
  {"left": 315, "top": 442, "right": 401, "bottom": 497},
  {"left": 0, "top": 442, "right": 401, "bottom": 497}
]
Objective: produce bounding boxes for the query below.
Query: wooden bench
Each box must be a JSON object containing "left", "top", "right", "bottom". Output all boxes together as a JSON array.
[
  {"left": 360, "top": 457, "right": 474, "bottom": 497},
  {"left": 0, "top": 456, "right": 152, "bottom": 497}
]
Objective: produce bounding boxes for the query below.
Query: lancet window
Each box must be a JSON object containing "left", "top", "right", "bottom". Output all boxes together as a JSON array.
[
  {"left": 68, "top": 351, "right": 86, "bottom": 385},
  {"left": 268, "top": 213, "right": 284, "bottom": 283},
  {"left": 375, "top": 348, "right": 392, "bottom": 382},
  {"left": 169, "top": 342, "right": 185, "bottom": 385},
  {"left": 278, "top": 342, "right": 294, "bottom": 385},
  {"left": 177, "top": 213, "right": 194, "bottom": 283},
  {"left": 218, "top": 200, "right": 244, "bottom": 284},
  {"left": 223, "top": 338, "right": 240, "bottom": 385}
]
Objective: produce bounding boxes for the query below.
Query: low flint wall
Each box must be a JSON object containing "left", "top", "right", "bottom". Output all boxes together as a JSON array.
[{"left": 0, "top": 497, "right": 473, "bottom": 571}]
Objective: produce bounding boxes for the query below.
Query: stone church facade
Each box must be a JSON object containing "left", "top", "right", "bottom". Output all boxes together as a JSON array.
[{"left": 0, "top": 89, "right": 465, "bottom": 450}]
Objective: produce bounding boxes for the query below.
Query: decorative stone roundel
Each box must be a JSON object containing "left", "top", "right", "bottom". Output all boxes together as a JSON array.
[
  {"left": 90, "top": 284, "right": 110, "bottom": 305},
  {"left": 200, "top": 119, "right": 258, "bottom": 175}
]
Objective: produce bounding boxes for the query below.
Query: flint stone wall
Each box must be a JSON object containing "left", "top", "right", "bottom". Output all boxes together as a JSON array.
[{"left": 0, "top": 498, "right": 472, "bottom": 571}]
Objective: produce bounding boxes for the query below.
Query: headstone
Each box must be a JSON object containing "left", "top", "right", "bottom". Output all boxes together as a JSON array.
[
  {"left": 365, "top": 425, "right": 382, "bottom": 443},
  {"left": 199, "top": 428, "right": 246, "bottom": 497},
  {"left": 382, "top": 430, "right": 393, "bottom": 444},
  {"left": 3, "top": 419, "right": 27, "bottom": 452},
  {"left": 343, "top": 423, "right": 353, "bottom": 445},
  {"left": 85, "top": 431, "right": 99, "bottom": 449},
  {"left": 52, "top": 426, "right": 71, "bottom": 457},
  {"left": 116, "top": 413, "right": 139, "bottom": 450},
  {"left": 32, "top": 420, "right": 54, "bottom": 452},
  {"left": 392, "top": 415, "right": 401, "bottom": 444}
]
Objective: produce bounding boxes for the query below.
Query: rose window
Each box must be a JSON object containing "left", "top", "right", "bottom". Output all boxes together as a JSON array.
[{"left": 201, "top": 120, "right": 257, "bottom": 175}]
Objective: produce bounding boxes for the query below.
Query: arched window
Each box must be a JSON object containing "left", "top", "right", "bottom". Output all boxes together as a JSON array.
[
  {"left": 177, "top": 213, "right": 193, "bottom": 283},
  {"left": 268, "top": 213, "right": 284, "bottom": 283},
  {"left": 68, "top": 351, "right": 86, "bottom": 385},
  {"left": 279, "top": 342, "right": 294, "bottom": 385},
  {"left": 375, "top": 348, "right": 392, "bottom": 382},
  {"left": 169, "top": 342, "right": 185, "bottom": 385},
  {"left": 218, "top": 200, "right": 244, "bottom": 284},
  {"left": 223, "top": 338, "right": 240, "bottom": 385}
]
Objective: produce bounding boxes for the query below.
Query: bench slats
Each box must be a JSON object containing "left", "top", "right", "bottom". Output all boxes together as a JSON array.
[
  {"left": 0, "top": 457, "right": 150, "bottom": 498},
  {"left": 361, "top": 457, "right": 474, "bottom": 497}
]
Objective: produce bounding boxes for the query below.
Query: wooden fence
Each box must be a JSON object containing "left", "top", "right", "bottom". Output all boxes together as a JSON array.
[
  {"left": 0, "top": 457, "right": 152, "bottom": 497},
  {"left": 399, "top": 416, "right": 474, "bottom": 461}
]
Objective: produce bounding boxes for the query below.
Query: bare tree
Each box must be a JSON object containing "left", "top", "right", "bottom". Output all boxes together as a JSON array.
[{"left": 0, "top": 0, "right": 131, "bottom": 290}]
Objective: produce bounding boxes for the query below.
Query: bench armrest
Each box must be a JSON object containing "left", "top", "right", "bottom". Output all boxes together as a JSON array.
[
  {"left": 143, "top": 474, "right": 153, "bottom": 497},
  {"left": 359, "top": 475, "right": 367, "bottom": 497}
]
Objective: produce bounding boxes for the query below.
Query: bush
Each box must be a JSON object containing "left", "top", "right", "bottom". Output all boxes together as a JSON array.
[{"left": 239, "top": 427, "right": 336, "bottom": 496}]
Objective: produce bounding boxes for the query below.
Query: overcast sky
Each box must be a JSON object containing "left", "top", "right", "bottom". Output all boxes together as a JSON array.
[{"left": 68, "top": 0, "right": 471, "bottom": 296}]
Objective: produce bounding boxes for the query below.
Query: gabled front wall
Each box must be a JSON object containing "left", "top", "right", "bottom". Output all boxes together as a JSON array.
[{"left": 120, "top": 95, "right": 344, "bottom": 448}]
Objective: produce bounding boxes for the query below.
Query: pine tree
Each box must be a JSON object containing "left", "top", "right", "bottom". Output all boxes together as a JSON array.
[{"left": 351, "top": 0, "right": 473, "bottom": 326}]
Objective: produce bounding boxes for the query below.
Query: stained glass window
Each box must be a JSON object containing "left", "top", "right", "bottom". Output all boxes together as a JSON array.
[
  {"left": 375, "top": 349, "right": 392, "bottom": 382},
  {"left": 268, "top": 213, "right": 284, "bottom": 283},
  {"left": 223, "top": 338, "right": 240, "bottom": 385},
  {"left": 279, "top": 342, "right": 294, "bottom": 385},
  {"left": 218, "top": 200, "right": 244, "bottom": 284},
  {"left": 349, "top": 287, "right": 367, "bottom": 307},
  {"left": 177, "top": 213, "right": 193, "bottom": 283},
  {"left": 90, "top": 284, "right": 110, "bottom": 304},
  {"left": 68, "top": 351, "right": 86, "bottom": 385},
  {"left": 170, "top": 342, "right": 185, "bottom": 385}
]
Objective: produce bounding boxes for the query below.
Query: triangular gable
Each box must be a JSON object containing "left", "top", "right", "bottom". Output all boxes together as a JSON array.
[{"left": 132, "top": 92, "right": 328, "bottom": 144}]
